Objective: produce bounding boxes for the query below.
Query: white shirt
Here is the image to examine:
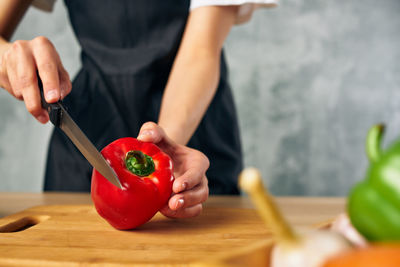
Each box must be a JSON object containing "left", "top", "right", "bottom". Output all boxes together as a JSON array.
[
  {"left": 32, "top": 0, "right": 278, "bottom": 24},
  {"left": 190, "top": 0, "right": 278, "bottom": 24}
]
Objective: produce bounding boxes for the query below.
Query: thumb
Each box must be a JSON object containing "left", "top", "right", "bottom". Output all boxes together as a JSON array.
[
  {"left": 137, "top": 121, "right": 163, "bottom": 143},
  {"left": 137, "top": 122, "right": 177, "bottom": 154}
]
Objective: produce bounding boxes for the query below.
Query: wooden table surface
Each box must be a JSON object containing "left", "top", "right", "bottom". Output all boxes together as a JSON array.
[
  {"left": 0, "top": 193, "right": 346, "bottom": 266},
  {"left": 0, "top": 192, "right": 346, "bottom": 226}
]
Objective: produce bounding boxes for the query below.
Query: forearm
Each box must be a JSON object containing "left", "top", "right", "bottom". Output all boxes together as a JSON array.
[
  {"left": 0, "top": 0, "right": 32, "bottom": 41},
  {"left": 158, "top": 6, "right": 238, "bottom": 145},
  {"left": 158, "top": 49, "right": 220, "bottom": 145},
  {"left": 0, "top": 0, "right": 31, "bottom": 61}
]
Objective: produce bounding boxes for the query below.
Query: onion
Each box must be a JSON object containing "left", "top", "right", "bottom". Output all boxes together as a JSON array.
[
  {"left": 239, "top": 168, "right": 353, "bottom": 267},
  {"left": 271, "top": 230, "right": 351, "bottom": 267}
]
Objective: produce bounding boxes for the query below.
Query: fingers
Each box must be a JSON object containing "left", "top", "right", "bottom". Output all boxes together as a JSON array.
[
  {"left": 33, "top": 36, "right": 61, "bottom": 103},
  {"left": 172, "top": 166, "right": 204, "bottom": 193},
  {"left": 58, "top": 65, "right": 72, "bottom": 99},
  {"left": 4, "top": 40, "right": 33, "bottom": 101},
  {"left": 6, "top": 40, "right": 48, "bottom": 123},
  {"left": 172, "top": 175, "right": 209, "bottom": 207},
  {"left": 161, "top": 175, "right": 209, "bottom": 219},
  {"left": 137, "top": 122, "right": 210, "bottom": 219},
  {"left": 160, "top": 203, "right": 203, "bottom": 219},
  {"left": 137, "top": 121, "right": 165, "bottom": 143},
  {"left": 0, "top": 36, "right": 71, "bottom": 123},
  {"left": 137, "top": 121, "right": 177, "bottom": 155}
]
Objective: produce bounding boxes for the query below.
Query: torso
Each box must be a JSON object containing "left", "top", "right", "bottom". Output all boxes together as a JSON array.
[{"left": 44, "top": 0, "right": 243, "bottom": 194}]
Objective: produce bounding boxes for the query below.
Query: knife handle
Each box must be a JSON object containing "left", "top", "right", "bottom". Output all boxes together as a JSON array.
[{"left": 37, "top": 73, "right": 62, "bottom": 127}]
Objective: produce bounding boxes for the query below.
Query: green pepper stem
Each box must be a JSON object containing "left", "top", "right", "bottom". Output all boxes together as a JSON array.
[
  {"left": 366, "top": 124, "right": 385, "bottom": 163},
  {"left": 125, "top": 150, "right": 155, "bottom": 177}
]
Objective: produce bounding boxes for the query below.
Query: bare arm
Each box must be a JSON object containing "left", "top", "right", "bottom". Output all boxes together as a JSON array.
[
  {"left": 0, "top": 0, "right": 32, "bottom": 42},
  {"left": 0, "top": 0, "right": 71, "bottom": 123},
  {"left": 154, "top": 6, "right": 238, "bottom": 218},
  {"left": 158, "top": 6, "right": 239, "bottom": 145}
]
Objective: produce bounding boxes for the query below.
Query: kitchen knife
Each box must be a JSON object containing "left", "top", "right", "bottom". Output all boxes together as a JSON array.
[{"left": 38, "top": 75, "right": 122, "bottom": 189}]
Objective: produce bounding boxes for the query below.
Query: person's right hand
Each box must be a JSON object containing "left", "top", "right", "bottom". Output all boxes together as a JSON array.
[{"left": 0, "top": 36, "right": 71, "bottom": 124}]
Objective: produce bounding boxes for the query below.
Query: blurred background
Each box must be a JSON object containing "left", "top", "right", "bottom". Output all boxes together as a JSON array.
[{"left": 0, "top": 0, "right": 399, "bottom": 195}]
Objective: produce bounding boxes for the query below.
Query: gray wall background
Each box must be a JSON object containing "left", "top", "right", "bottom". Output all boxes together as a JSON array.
[{"left": 0, "top": 1, "right": 399, "bottom": 195}]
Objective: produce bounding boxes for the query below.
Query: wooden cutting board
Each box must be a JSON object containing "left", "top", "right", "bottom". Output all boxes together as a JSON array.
[{"left": 0, "top": 204, "right": 274, "bottom": 266}]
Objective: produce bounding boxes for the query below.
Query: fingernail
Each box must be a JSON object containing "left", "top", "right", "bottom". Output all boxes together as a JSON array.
[
  {"left": 138, "top": 130, "right": 152, "bottom": 139},
  {"left": 175, "top": 198, "right": 184, "bottom": 210},
  {"left": 181, "top": 182, "right": 188, "bottom": 191},
  {"left": 60, "top": 87, "right": 65, "bottom": 99},
  {"left": 46, "top": 89, "right": 58, "bottom": 101}
]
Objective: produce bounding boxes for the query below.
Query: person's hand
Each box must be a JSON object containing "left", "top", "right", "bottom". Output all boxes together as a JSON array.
[
  {"left": 137, "top": 122, "right": 210, "bottom": 218},
  {"left": 0, "top": 36, "right": 71, "bottom": 123}
]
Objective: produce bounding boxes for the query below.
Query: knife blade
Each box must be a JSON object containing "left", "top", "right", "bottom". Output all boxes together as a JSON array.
[{"left": 38, "top": 75, "right": 122, "bottom": 189}]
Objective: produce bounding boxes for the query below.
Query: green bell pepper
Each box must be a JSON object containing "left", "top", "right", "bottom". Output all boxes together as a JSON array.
[{"left": 348, "top": 124, "right": 400, "bottom": 241}]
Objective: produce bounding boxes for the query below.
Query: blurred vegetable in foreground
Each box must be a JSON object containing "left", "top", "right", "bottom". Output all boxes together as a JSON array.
[
  {"left": 239, "top": 168, "right": 351, "bottom": 267},
  {"left": 323, "top": 244, "right": 400, "bottom": 267},
  {"left": 348, "top": 124, "right": 400, "bottom": 241}
]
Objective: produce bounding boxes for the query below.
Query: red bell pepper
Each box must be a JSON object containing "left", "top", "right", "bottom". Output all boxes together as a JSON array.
[{"left": 91, "top": 137, "right": 174, "bottom": 230}]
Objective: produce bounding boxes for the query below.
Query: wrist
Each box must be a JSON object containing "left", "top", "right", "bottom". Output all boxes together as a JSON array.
[
  {"left": 157, "top": 123, "right": 188, "bottom": 146},
  {"left": 0, "top": 38, "right": 11, "bottom": 55},
  {"left": 0, "top": 40, "right": 11, "bottom": 88}
]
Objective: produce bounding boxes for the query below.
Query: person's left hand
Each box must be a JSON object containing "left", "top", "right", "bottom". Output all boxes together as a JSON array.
[{"left": 137, "top": 122, "right": 209, "bottom": 218}]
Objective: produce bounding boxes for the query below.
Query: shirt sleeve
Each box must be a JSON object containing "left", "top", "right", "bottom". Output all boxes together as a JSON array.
[
  {"left": 190, "top": 0, "right": 278, "bottom": 24},
  {"left": 31, "top": 0, "right": 56, "bottom": 12}
]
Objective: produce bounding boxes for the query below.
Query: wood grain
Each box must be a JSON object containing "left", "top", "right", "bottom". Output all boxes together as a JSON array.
[{"left": 0, "top": 194, "right": 346, "bottom": 266}]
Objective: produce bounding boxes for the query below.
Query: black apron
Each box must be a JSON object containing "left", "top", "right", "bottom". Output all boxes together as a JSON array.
[{"left": 44, "top": 0, "right": 243, "bottom": 195}]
